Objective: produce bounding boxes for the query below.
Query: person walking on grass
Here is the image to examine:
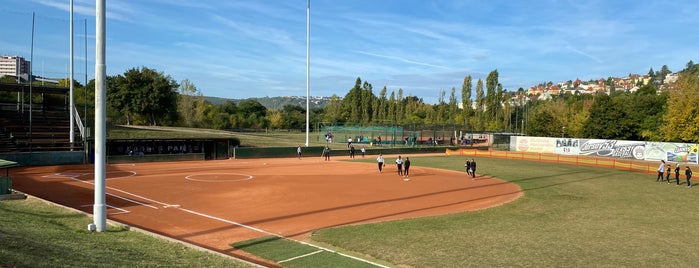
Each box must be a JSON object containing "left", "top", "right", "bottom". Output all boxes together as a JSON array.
[
  {"left": 686, "top": 166, "right": 692, "bottom": 188},
  {"left": 656, "top": 160, "right": 666, "bottom": 182},
  {"left": 377, "top": 154, "right": 385, "bottom": 173},
  {"left": 396, "top": 155, "right": 404, "bottom": 176},
  {"left": 666, "top": 165, "right": 672, "bottom": 184},
  {"left": 404, "top": 157, "right": 411, "bottom": 177},
  {"left": 674, "top": 163, "right": 681, "bottom": 186}
]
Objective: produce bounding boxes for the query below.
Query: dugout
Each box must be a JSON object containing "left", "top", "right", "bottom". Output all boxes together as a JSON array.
[{"left": 102, "top": 138, "right": 235, "bottom": 163}]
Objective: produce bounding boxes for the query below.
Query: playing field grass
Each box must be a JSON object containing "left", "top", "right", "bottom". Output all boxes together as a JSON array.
[
  {"left": 0, "top": 197, "right": 256, "bottom": 268},
  {"left": 310, "top": 155, "right": 699, "bottom": 267}
]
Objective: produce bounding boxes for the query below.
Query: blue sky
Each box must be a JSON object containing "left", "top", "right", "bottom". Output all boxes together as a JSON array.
[{"left": 1, "top": 0, "right": 698, "bottom": 103}]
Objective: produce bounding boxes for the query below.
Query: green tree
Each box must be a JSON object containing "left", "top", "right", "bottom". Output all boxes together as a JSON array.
[
  {"left": 582, "top": 94, "right": 634, "bottom": 139},
  {"left": 108, "top": 67, "right": 179, "bottom": 126},
  {"left": 473, "top": 79, "right": 485, "bottom": 130},
  {"left": 177, "top": 79, "right": 203, "bottom": 127},
  {"left": 237, "top": 99, "right": 268, "bottom": 128},
  {"left": 485, "top": 70, "right": 499, "bottom": 126},
  {"left": 461, "top": 75, "right": 473, "bottom": 127}
]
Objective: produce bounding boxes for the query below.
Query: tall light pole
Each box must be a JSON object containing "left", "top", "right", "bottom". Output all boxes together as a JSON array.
[
  {"left": 69, "top": 0, "right": 75, "bottom": 147},
  {"left": 92, "top": 0, "right": 107, "bottom": 232},
  {"left": 304, "top": 0, "right": 310, "bottom": 147}
]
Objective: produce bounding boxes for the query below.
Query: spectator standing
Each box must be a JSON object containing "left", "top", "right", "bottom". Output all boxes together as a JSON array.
[
  {"left": 686, "top": 166, "right": 693, "bottom": 188},
  {"left": 297, "top": 145, "right": 302, "bottom": 160},
  {"left": 349, "top": 146, "right": 356, "bottom": 159},
  {"left": 666, "top": 165, "right": 672, "bottom": 184},
  {"left": 656, "top": 160, "right": 666, "bottom": 182},
  {"left": 674, "top": 163, "right": 681, "bottom": 186},
  {"left": 360, "top": 146, "right": 366, "bottom": 158}
]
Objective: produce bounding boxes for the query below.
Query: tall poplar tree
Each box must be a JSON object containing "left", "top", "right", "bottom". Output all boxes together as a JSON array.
[{"left": 474, "top": 79, "right": 485, "bottom": 130}]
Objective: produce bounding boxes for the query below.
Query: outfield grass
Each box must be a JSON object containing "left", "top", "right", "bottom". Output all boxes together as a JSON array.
[
  {"left": 311, "top": 156, "right": 699, "bottom": 267},
  {"left": 0, "top": 197, "right": 256, "bottom": 267}
]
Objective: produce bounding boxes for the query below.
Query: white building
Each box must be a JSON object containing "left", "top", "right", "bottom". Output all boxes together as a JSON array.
[{"left": 0, "top": 56, "right": 31, "bottom": 78}]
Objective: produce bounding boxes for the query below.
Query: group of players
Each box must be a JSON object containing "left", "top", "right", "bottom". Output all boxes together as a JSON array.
[
  {"left": 656, "top": 160, "right": 693, "bottom": 188},
  {"left": 298, "top": 145, "right": 482, "bottom": 180},
  {"left": 375, "top": 154, "right": 411, "bottom": 178}
]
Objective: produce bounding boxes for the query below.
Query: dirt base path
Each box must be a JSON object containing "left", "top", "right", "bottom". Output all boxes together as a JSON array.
[{"left": 11, "top": 157, "right": 522, "bottom": 260}]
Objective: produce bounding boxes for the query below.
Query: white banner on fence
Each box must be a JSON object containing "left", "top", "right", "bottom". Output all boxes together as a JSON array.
[
  {"left": 578, "top": 139, "right": 646, "bottom": 159},
  {"left": 510, "top": 136, "right": 699, "bottom": 164},
  {"left": 510, "top": 136, "right": 556, "bottom": 154},
  {"left": 554, "top": 138, "right": 580, "bottom": 155}
]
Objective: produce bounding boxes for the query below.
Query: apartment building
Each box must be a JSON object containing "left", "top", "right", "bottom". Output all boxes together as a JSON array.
[{"left": 0, "top": 56, "right": 31, "bottom": 78}]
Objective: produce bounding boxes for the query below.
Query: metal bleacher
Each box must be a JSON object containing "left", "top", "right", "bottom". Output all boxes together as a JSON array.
[{"left": 0, "top": 107, "right": 83, "bottom": 152}]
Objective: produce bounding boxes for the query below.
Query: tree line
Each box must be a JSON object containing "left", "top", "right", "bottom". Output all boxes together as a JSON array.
[{"left": 5, "top": 61, "right": 695, "bottom": 143}]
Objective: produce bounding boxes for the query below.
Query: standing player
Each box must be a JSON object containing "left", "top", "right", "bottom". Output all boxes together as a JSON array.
[
  {"left": 686, "top": 166, "right": 693, "bottom": 188},
  {"left": 465, "top": 159, "right": 472, "bottom": 176},
  {"left": 322, "top": 146, "right": 331, "bottom": 161},
  {"left": 666, "top": 165, "right": 672, "bottom": 184},
  {"left": 404, "top": 157, "right": 411, "bottom": 177},
  {"left": 360, "top": 146, "right": 366, "bottom": 158},
  {"left": 470, "top": 158, "right": 477, "bottom": 179},
  {"left": 349, "top": 146, "right": 356, "bottom": 159},
  {"left": 674, "top": 163, "right": 681, "bottom": 186},
  {"left": 297, "top": 145, "right": 302, "bottom": 160},
  {"left": 396, "top": 156, "right": 404, "bottom": 176},
  {"left": 377, "top": 154, "right": 385, "bottom": 173}
]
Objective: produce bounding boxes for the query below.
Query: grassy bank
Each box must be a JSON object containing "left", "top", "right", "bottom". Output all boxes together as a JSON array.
[{"left": 0, "top": 197, "right": 256, "bottom": 267}]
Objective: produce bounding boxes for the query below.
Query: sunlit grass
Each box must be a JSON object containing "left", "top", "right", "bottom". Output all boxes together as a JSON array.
[
  {"left": 0, "top": 198, "right": 256, "bottom": 267},
  {"left": 312, "top": 156, "right": 699, "bottom": 267}
]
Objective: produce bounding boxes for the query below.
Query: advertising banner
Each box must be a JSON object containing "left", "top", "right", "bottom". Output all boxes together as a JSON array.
[
  {"left": 644, "top": 142, "right": 699, "bottom": 164},
  {"left": 691, "top": 144, "right": 699, "bottom": 164},
  {"left": 513, "top": 136, "right": 556, "bottom": 154},
  {"left": 578, "top": 139, "right": 645, "bottom": 159},
  {"left": 554, "top": 138, "right": 580, "bottom": 155}
]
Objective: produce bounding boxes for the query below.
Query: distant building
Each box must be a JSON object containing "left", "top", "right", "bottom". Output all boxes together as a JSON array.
[{"left": 0, "top": 56, "right": 31, "bottom": 78}]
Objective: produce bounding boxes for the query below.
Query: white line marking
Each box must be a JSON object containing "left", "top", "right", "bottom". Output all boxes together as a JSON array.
[
  {"left": 177, "top": 207, "right": 272, "bottom": 235},
  {"left": 184, "top": 173, "right": 254, "bottom": 182},
  {"left": 106, "top": 192, "right": 159, "bottom": 210},
  {"left": 176, "top": 208, "right": 388, "bottom": 267},
  {"left": 81, "top": 204, "right": 130, "bottom": 215},
  {"left": 278, "top": 250, "right": 323, "bottom": 263},
  {"left": 43, "top": 168, "right": 387, "bottom": 267},
  {"left": 47, "top": 171, "right": 165, "bottom": 210}
]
